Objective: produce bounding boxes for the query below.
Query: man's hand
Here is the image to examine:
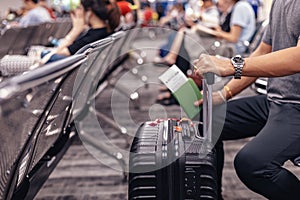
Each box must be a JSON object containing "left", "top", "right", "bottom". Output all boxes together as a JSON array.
[
  {"left": 194, "top": 90, "right": 227, "bottom": 107},
  {"left": 193, "top": 54, "right": 234, "bottom": 77}
]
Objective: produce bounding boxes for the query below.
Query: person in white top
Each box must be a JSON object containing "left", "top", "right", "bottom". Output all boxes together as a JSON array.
[{"left": 19, "top": 0, "right": 52, "bottom": 27}]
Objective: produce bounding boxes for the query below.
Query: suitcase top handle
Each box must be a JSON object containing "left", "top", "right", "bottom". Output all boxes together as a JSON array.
[{"left": 204, "top": 72, "right": 215, "bottom": 85}]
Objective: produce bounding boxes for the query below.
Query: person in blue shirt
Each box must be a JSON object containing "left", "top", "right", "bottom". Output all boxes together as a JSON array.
[{"left": 214, "top": 0, "right": 256, "bottom": 54}]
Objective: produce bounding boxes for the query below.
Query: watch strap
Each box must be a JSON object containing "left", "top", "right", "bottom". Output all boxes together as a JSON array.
[{"left": 234, "top": 64, "right": 243, "bottom": 79}]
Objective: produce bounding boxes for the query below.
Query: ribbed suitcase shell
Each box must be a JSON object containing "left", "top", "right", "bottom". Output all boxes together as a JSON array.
[{"left": 129, "top": 119, "right": 218, "bottom": 200}]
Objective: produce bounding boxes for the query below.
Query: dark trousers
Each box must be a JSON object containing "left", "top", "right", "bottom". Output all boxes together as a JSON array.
[{"left": 213, "top": 95, "right": 300, "bottom": 200}]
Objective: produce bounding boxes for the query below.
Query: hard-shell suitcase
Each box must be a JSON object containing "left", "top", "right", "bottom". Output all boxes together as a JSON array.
[{"left": 128, "top": 74, "right": 218, "bottom": 199}]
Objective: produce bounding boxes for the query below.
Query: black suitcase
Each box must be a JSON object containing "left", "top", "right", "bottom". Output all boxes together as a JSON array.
[{"left": 128, "top": 74, "right": 218, "bottom": 200}]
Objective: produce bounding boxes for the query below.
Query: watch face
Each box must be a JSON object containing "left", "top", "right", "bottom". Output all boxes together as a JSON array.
[{"left": 232, "top": 55, "right": 244, "bottom": 64}]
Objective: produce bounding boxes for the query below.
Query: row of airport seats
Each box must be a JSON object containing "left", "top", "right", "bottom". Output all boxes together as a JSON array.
[
  {"left": 0, "top": 30, "right": 143, "bottom": 200},
  {"left": 0, "top": 19, "right": 72, "bottom": 58}
]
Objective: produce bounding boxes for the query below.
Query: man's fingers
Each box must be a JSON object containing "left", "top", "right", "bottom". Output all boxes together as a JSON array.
[
  {"left": 194, "top": 98, "right": 203, "bottom": 106},
  {"left": 193, "top": 54, "right": 216, "bottom": 76}
]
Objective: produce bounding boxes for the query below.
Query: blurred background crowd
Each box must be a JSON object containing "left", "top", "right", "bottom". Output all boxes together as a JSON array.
[
  {"left": 0, "top": 0, "right": 274, "bottom": 77},
  {"left": 0, "top": 0, "right": 272, "bottom": 31}
]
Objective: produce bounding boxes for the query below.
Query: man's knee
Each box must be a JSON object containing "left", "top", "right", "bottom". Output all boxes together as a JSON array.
[
  {"left": 234, "top": 148, "right": 266, "bottom": 181},
  {"left": 234, "top": 147, "right": 281, "bottom": 184},
  {"left": 234, "top": 149, "right": 254, "bottom": 180}
]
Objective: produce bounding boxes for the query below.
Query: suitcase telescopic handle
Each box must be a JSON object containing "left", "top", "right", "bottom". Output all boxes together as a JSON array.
[{"left": 202, "top": 72, "right": 214, "bottom": 143}]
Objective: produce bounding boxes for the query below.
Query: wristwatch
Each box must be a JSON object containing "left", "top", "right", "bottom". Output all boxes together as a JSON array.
[{"left": 231, "top": 55, "right": 245, "bottom": 79}]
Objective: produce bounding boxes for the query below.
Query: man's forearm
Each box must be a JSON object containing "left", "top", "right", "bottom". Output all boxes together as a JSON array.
[{"left": 244, "top": 46, "right": 300, "bottom": 77}]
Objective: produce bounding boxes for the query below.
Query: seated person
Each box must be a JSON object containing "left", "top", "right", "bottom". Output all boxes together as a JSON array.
[
  {"left": 156, "top": 0, "right": 255, "bottom": 66},
  {"left": 19, "top": 0, "right": 52, "bottom": 27},
  {"left": 192, "top": 0, "right": 220, "bottom": 28},
  {"left": 155, "top": 0, "right": 220, "bottom": 64},
  {"left": 140, "top": 2, "right": 154, "bottom": 27},
  {"left": 155, "top": 0, "right": 219, "bottom": 105},
  {"left": 43, "top": 0, "right": 120, "bottom": 62},
  {"left": 116, "top": 0, "right": 136, "bottom": 29},
  {"left": 158, "top": 3, "right": 186, "bottom": 30},
  {"left": 155, "top": 0, "right": 255, "bottom": 105},
  {"left": 38, "top": 0, "right": 56, "bottom": 20},
  {"left": 214, "top": 0, "right": 256, "bottom": 55}
]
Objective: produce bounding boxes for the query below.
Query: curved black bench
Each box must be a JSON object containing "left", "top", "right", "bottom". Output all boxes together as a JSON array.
[
  {"left": 0, "top": 30, "right": 133, "bottom": 199},
  {"left": 0, "top": 54, "right": 86, "bottom": 200}
]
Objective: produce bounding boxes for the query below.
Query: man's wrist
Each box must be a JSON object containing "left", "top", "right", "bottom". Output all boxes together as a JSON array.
[
  {"left": 224, "top": 85, "right": 233, "bottom": 99},
  {"left": 228, "top": 59, "right": 235, "bottom": 76}
]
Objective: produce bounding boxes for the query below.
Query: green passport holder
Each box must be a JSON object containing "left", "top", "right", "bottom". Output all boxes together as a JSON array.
[{"left": 173, "top": 78, "right": 202, "bottom": 119}]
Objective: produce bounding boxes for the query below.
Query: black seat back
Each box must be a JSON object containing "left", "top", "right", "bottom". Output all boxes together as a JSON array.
[
  {"left": 8, "top": 25, "right": 38, "bottom": 55},
  {"left": 72, "top": 31, "right": 128, "bottom": 120},
  {"left": 0, "top": 27, "right": 22, "bottom": 58}
]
